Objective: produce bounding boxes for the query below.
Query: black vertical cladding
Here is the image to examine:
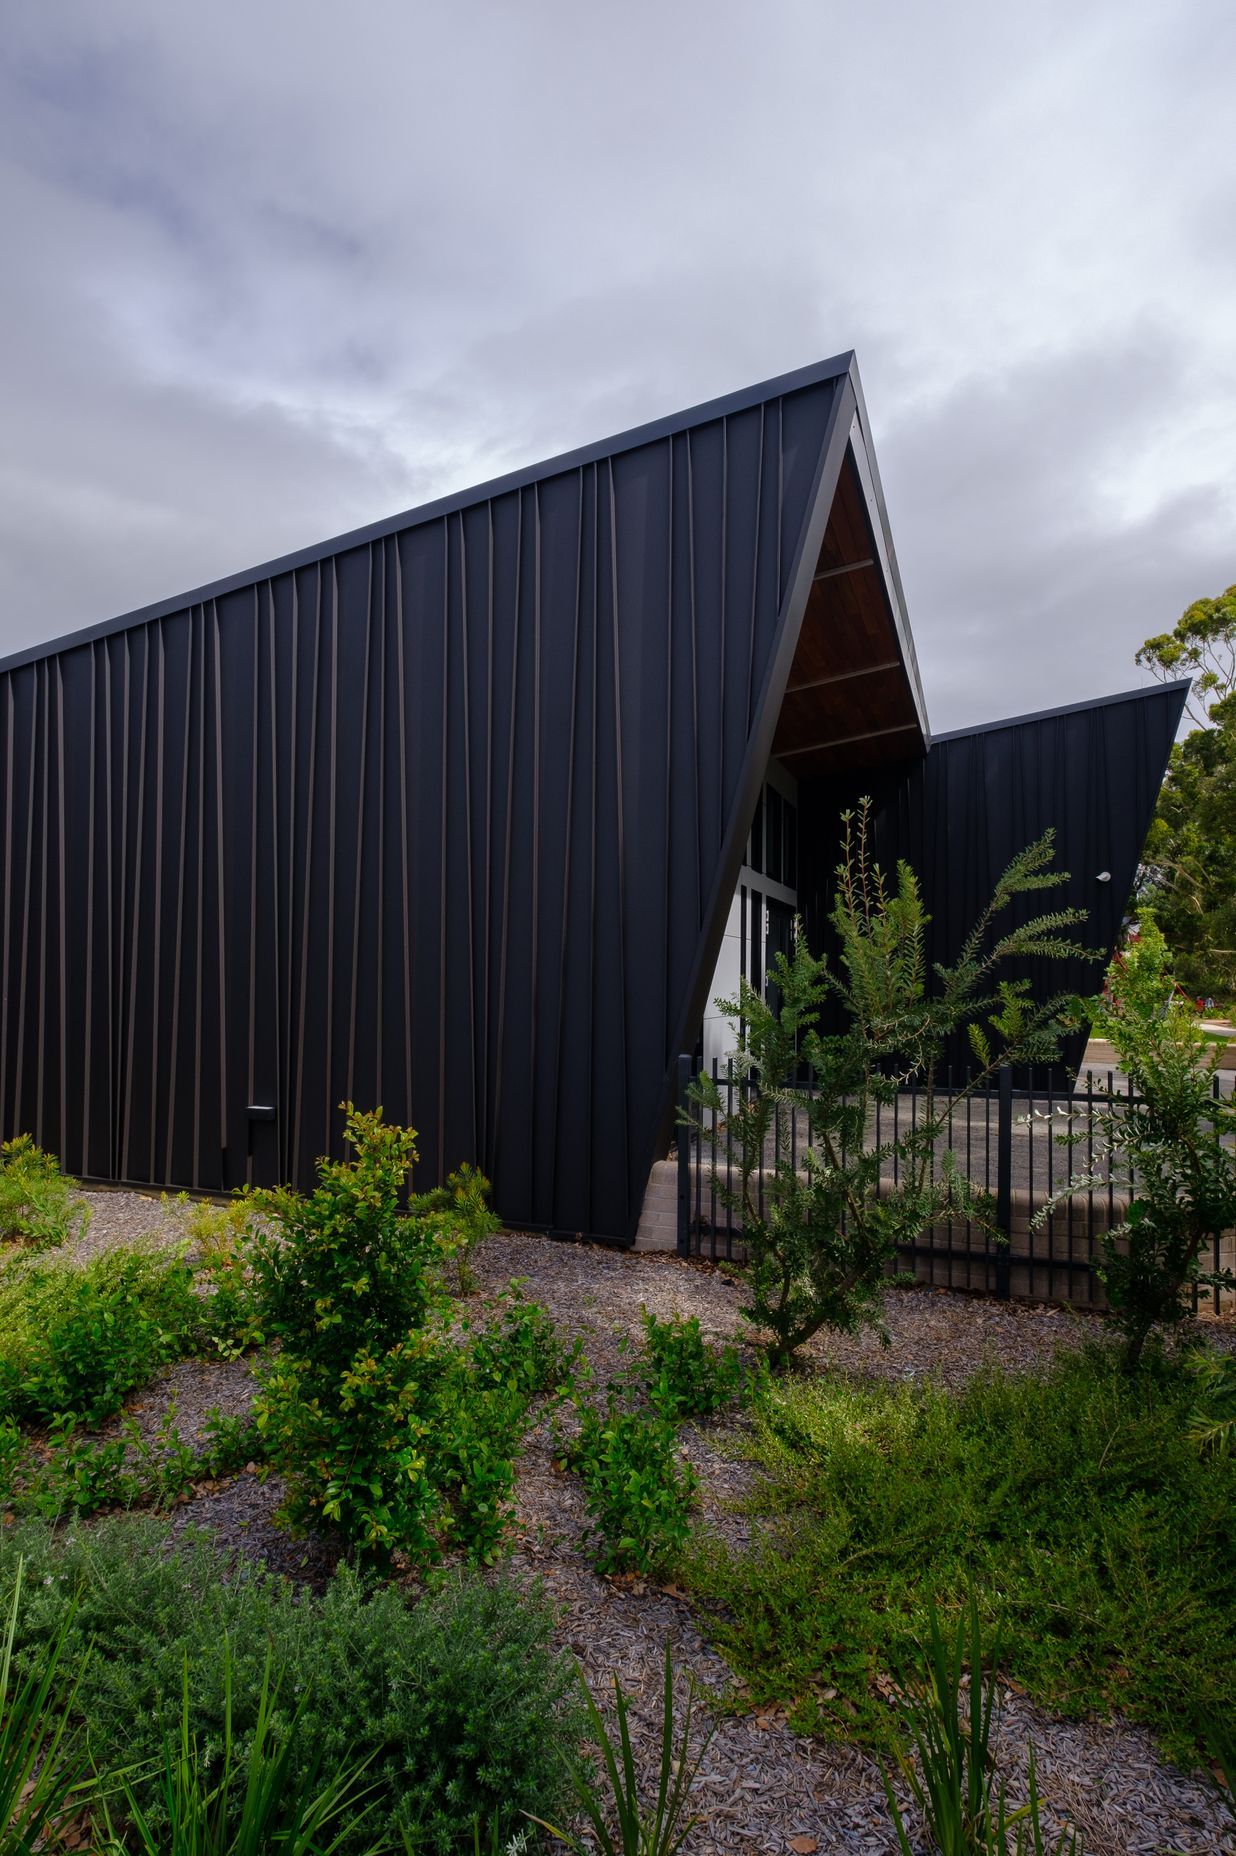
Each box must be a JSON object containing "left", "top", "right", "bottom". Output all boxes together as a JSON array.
[
  {"left": 0, "top": 363, "right": 848, "bottom": 1241},
  {"left": 799, "top": 683, "right": 1188, "bottom": 1074}
]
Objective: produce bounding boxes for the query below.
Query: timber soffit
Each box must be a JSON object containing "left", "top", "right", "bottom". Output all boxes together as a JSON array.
[{"left": 0, "top": 351, "right": 874, "bottom": 677}]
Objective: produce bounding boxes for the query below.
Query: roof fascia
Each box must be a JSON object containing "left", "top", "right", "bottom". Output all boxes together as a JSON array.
[
  {"left": 0, "top": 351, "right": 857, "bottom": 676},
  {"left": 931, "top": 678, "right": 1192, "bottom": 743},
  {"left": 844, "top": 357, "right": 930, "bottom": 743}
]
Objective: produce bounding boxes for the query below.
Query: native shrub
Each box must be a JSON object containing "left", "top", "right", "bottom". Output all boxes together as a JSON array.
[
  {"left": 686, "top": 803, "right": 1088, "bottom": 1367},
  {"left": 1044, "top": 920, "right": 1236, "bottom": 1368},
  {"left": 0, "top": 1135, "right": 85, "bottom": 1251},
  {"left": 632, "top": 1312, "right": 743, "bottom": 1421},
  {"left": 681, "top": 1344, "right": 1234, "bottom": 1761},
  {"left": 251, "top": 1107, "right": 553, "bottom": 1562},
  {"left": 0, "top": 1517, "right": 578, "bottom": 1856},
  {"left": 562, "top": 1396, "right": 698, "bottom": 1574},
  {"left": 0, "top": 1245, "right": 201, "bottom": 1426},
  {"left": 183, "top": 1196, "right": 266, "bottom": 1356}
]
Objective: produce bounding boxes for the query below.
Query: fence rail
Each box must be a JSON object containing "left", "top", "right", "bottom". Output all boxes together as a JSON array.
[{"left": 675, "top": 1056, "right": 1236, "bottom": 1310}]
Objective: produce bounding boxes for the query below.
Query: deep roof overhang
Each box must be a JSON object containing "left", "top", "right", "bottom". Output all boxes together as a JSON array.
[{"left": 770, "top": 410, "right": 929, "bottom": 777}]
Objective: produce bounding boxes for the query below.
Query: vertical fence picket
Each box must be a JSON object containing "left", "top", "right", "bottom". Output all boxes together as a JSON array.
[{"left": 673, "top": 1052, "right": 1233, "bottom": 1314}]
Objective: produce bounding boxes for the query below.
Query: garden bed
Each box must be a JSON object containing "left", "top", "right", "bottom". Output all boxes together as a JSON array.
[{"left": 17, "top": 1190, "right": 1231, "bottom": 1856}]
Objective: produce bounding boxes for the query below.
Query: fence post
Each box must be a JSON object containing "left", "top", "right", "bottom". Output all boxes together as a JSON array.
[
  {"left": 676, "top": 1054, "right": 692, "bottom": 1258},
  {"left": 995, "top": 1063, "right": 1013, "bottom": 1299}
]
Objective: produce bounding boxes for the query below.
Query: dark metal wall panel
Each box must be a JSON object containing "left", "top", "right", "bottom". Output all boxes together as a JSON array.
[
  {"left": 799, "top": 683, "right": 1188, "bottom": 1073},
  {"left": 0, "top": 371, "right": 845, "bottom": 1241}
]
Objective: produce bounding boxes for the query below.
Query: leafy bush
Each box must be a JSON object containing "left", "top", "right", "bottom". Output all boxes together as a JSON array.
[
  {"left": 16, "top": 1402, "right": 264, "bottom": 1520},
  {"left": 0, "top": 1134, "right": 85, "bottom": 1251},
  {"left": 633, "top": 1312, "right": 743, "bottom": 1421},
  {"left": 104, "top": 1641, "right": 382, "bottom": 1856},
  {"left": 562, "top": 1397, "right": 698, "bottom": 1575},
  {"left": 409, "top": 1161, "right": 501, "bottom": 1294},
  {"left": 681, "top": 1345, "right": 1235, "bottom": 1762},
  {"left": 248, "top": 1108, "right": 442, "bottom": 1367},
  {"left": 250, "top": 1107, "right": 457, "bottom": 1559},
  {"left": 0, "top": 1419, "right": 22, "bottom": 1508},
  {"left": 686, "top": 807, "right": 1087, "bottom": 1367},
  {"left": 1047, "top": 920, "right": 1236, "bottom": 1367},
  {"left": 251, "top": 1108, "right": 543, "bottom": 1564},
  {"left": 0, "top": 1517, "right": 578, "bottom": 1856},
  {"left": 1188, "top": 1347, "right": 1236, "bottom": 1457},
  {"left": 0, "top": 1246, "right": 201, "bottom": 1426},
  {"left": 183, "top": 1197, "right": 266, "bottom": 1356},
  {"left": 466, "top": 1280, "right": 579, "bottom": 1398}
]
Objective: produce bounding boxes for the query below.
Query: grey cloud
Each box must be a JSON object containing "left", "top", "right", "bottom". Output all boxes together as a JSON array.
[{"left": 1, "top": 0, "right": 1233, "bottom": 729}]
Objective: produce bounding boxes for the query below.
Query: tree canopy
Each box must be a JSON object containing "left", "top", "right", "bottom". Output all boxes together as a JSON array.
[{"left": 1137, "top": 584, "right": 1236, "bottom": 998}]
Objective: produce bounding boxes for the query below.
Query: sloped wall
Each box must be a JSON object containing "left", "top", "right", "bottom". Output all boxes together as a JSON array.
[{"left": 0, "top": 368, "right": 848, "bottom": 1240}]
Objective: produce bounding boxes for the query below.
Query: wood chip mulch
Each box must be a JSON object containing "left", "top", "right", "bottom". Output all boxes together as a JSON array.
[{"left": 52, "top": 1196, "right": 1236, "bottom": 1855}]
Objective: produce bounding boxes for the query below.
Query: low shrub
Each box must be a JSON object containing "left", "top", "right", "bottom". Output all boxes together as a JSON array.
[
  {"left": 0, "top": 1134, "right": 86, "bottom": 1251},
  {"left": 0, "top": 1245, "right": 201, "bottom": 1426},
  {"left": 16, "top": 1402, "right": 264, "bottom": 1519},
  {"left": 409, "top": 1161, "right": 501, "bottom": 1294},
  {"left": 182, "top": 1196, "right": 266, "bottom": 1356},
  {"left": 0, "top": 1417, "right": 22, "bottom": 1506},
  {"left": 251, "top": 1108, "right": 549, "bottom": 1565},
  {"left": 466, "top": 1280, "right": 580, "bottom": 1398},
  {"left": 633, "top": 1312, "right": 743, "bottom": 1421},
  {"left": 561, "top": 1397, "right": 698, "bottom": 1575},
  {"left": 0, "top": 1516, "right": 578, "bottom": 1856},
  {"left": 682, "top": 1344, "right": 1236, "bottom": 1762}
]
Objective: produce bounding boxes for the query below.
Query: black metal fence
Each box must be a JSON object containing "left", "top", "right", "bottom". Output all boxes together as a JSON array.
[{"left": 675, "top": 1055, "right": 1236, "bottom": 1308}]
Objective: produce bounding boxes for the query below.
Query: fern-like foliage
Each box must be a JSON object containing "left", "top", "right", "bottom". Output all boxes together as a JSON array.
[{"left": 685, "top": 800, "right": 1090, "bottom": 1367}]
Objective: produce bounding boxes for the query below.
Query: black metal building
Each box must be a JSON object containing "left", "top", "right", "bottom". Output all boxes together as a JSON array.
[{"left": 0, "top": 354, "right": 1185, "bottom": 1242}]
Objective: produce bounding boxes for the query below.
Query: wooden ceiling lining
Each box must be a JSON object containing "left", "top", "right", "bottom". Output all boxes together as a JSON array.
[
  {"left": 775, "top": 663, "right": 918, "bottom": 755},
  {"left": 771, "top": 444, "right": 927, "bottom": 777}
]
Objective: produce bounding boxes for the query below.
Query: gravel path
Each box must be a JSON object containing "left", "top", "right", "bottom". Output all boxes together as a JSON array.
[{"left": 54, "top": 1195, "right": 1236, "bottom": 1855}]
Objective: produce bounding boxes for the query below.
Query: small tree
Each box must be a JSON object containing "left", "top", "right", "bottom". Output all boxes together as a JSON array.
[
  {"left": 1136, "top": 584, "right": 1236, "bottom": 996},
  {"left": 687, "top": 804, "right": 1089, "bottom": 1368},
  {"left": 1056, "top": 920, "right": 1236, "bottom": 1367}
]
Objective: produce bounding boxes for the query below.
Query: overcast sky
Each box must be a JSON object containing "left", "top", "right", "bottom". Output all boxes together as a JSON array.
[{"left": 2, "top": 1, "right": 1233, "bottom": 731}]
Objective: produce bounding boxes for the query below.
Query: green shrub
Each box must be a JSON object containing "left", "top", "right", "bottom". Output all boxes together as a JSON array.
[
  {"left": 562, "top": 1398, "right": 698, "bottom": 1575},
  {"left": 104, "top": 1641, "right": 383, "bottom": 1856},
  {"left": 1188, "top": 1347, "right": 1236, "bottom": 1457},
  {"left": 466, "top": 1281, "right": 579, "bottom": 1398},
  {"left": 0, "top": 1135, "right": 85, "bottom": 1251},
  {"left": 409, "top": 1161, "right": 501, "bottom": 1294},
  {"left": 251, "top": 1110, "right": 540, "bottom": 1565},
  {"left": 633, "top": 1312, "right": 743, "bottom": 1420},
  {"left": 183, "top": 1197, "right": 266, "bottom": 1356},
  {"left": 685, "top": 809, "right": 1087, "bottom": 1367},
  {"left": 250, "top": 1107, "right": 456, "bottom": 1559},
  {"left": 1047, "top": 920, "right": 1236, "bottom": 1367},
  {"left": 682, "top": 1345, "right": 1235, "bottom": 1762},
  {"left": 248, "top": 1107, "right": 443, "bottom": 1365},
  {"left": 17, "top": 1402, "right": 264, "bottom": 1520},
  {"left": 0, "top": 1245, "right": 201, "bottom": 1426},
  {"left": 259, "top": 1319, "right": 542, "bottom": 1566},
  {"left": 0, "top": 1419, "right": 22, "bottom": 1507},
  {"left": 0, "top": 1517, "right": 578, "bottom": 1856}
]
